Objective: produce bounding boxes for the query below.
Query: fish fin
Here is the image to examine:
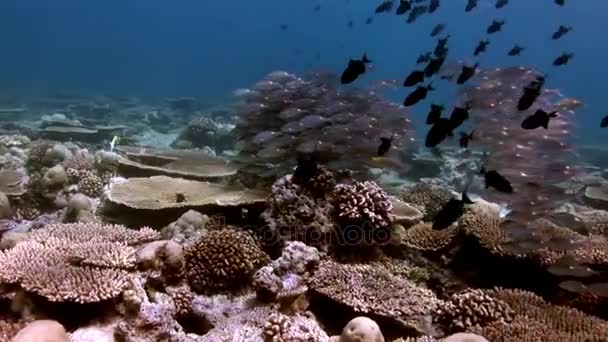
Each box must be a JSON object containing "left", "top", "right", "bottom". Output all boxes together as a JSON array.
[
  {"left": 549, "top": 111, "right": 558, "bottom": 118},
  {"left": 462, "top": 191, "right": 475, "bottom": 204},
  {"left": 362, "top": 53, "right": 372, "bottom": 63},
  {"left": 479, "top": 166, "right": 486, "bottom": 175},
  {"left": 542, "top": 120, "right": 549, "bottom": 129},
  {"left": 469, "top": 130, "right": 475, "bottom": 139},
  {"left": 427, "top": 82, "right": 434, "bottom": 91}
]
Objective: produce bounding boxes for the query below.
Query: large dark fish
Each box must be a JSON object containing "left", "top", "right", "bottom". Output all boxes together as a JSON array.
[
  {"left": 293, "top": 151, "right": 320, "bottom": 184},
  {"left": 553, "top": 52, "right": 574, "bottom": 66},
  {"left": 340, "top": 54, "right": 371, "bottom": 84},
  {"left": 425, "top": 117, "right": 453, "bottom": 147},
  {"left": 517, "top": 76, "right": 544, "bottom": 111},
  {"left": 424, "top": 56, "right": 446, "bottom": 77},
  {"left": 487, "top": 20, "right": 505, "bottom": 34},
  {"left": 552, "top": 25, "right": 572, "bottom": 40},
  {"left": 480, "top": 167, "right": 513, "bottom": 193},
  {"left": 432, "top": 187, "right": 474, "bottom": 230},
  {"left": 406, "top": 5, "right": 427, "bottom": 23},
  {"left": 456, "top": 63, "right": 478, "bottom": 84},
  {"left": 521, "top": 109, "right": 558, "bottom": 129},
  {"left": 448, "top": 104, "right": 471, "bottom": 130},
  {"left": 416, "top": 52, "right": 432, "bottom": 64},
  {"left": 601, "top": 115, "right": 608, "bottom": 128},
  {"left": 377, "top": 136, "right": 394, "bottom": 156},
  {"left": 395, "top": 0, "right": 412, "bottom": 15},
  {"left": 433, "top": 35, "right": 450, "bottom": 58},
  {"left": 555, "top": 0, "right": 565, "bottom": 6},
  {"left": 474, "top": 40, "right": 489, "bottom": 56},
  {"left": 375, "top": 0, "right": 394, "bottom": 13},
  {"left": 459, "top": 130, "right": 474, "bottom": 148},
  {"left": 426, "top": 104, "right": 444, "bottom": 125},
  {"left": 404, "top": 83, "right": 434, "bottom": 107},
  {"left": 403, "top": 70, "right": 425, "bottom": 87}
]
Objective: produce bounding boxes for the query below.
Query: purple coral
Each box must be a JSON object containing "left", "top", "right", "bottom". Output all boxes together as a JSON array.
[{"left": 333, "top": 181, "right": 394, "bottom": 228}]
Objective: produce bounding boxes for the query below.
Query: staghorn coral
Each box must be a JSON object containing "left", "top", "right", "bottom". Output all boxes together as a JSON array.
[
  {"left": 262, "top": 312, "right": 330, "bottom": 342},
  {"left": 0, "top": 223, "right": 159, "bottom": 303},
  {"left": 435, "top": 289, "right": 514, "bottom": 331},
  {"left": 185, "top": 229, "right": 270, "bottom": 293},
  {"left": 401, "top": 183, "right": 453, "bottom": 222},
  {"left": 332, "top": 181, "right": 394, "bottom": 245},
  {"left": 400, "top": 222, "right": 457, "bottom": 251},
  {"left": 311, "top": 260, "right": 442, "bottom": 331},
  {"left": 165, "top": 284, "right": 195, "bottom": 316}
]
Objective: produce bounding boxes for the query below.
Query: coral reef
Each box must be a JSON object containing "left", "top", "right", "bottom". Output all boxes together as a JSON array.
[{"left": 401, "top": 183, "right": 453, "bottom": 221}]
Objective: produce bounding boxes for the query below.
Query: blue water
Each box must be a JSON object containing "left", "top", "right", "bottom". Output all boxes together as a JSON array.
[{"left": 1, "top": 0, "right": 607, "bottom": 144}]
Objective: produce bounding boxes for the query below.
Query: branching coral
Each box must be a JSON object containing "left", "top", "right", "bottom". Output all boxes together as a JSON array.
[
  {"left": 458, "top": 212, "right": 510, "bottom": 255},
  {"left": 435, "top": 289, "right": 514, "bottom": 331},
  {"left": 0, "top": 223, "right": 160, "bottom": 303},
  {"left": 333, "top": 181, "right": 394, "bottom": 235},
  {"left": 262, "top": 312, "right": 329, "bottom": 342},
  {"left": 400, "top": 222, "right": 458, "bottom": 251},
  {"left": 75, "top": 170, "right": 104, "bottom": 197},
  {"left": 185, "top": 229, "right": 270, "bottom": 293}
]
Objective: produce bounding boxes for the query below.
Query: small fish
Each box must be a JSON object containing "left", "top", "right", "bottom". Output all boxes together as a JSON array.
[
  {"left": 340, "top": 54, "right": 371, "bottom": 84},
  {"left": 430, "top": 24, "right": 445, "bottom": 37},
  {"left": 403, "top": 70, "right": 425, "bottom": 87},
  {"left": 293, "top": 151, "right": 320, "bottom": 184},
  {"left": 601, "top": 115, "right": 608, "bottom": 128},
  {"left": 313, "top": 4, "right": 321, "bottom": 12},
  {"left": 465, "top": 0, "right": 478, "bottom": 12},
  {"left": 433, "top": 35, "right": 450, "bottom": 58},
  {"left": 508, "top": 44, "right": 524, "bottom": 56},
  {"left": 456, "top": 63, "right": 478, "bottom": 84},
  {"left": 280, "top": 24, "right": 288, "bottom": 31},
  {"left": 487, "top": 20, "right": 505, "bottom": 34},
  {"left": 553, "top": 52, "right": 574, "bottom": 66},
  {"left": 521, "top": 109, "right": 558, "bottom": 129},
  {"left": 406, "top": 5, "right": 427, "bottom": 23},
  {"left": 395, "top": 0, "right": 412, "bottom": 15},
  {"left": 474, "top": 40, "right": 489, "bottom": 56},
  {"left": 480, "top": 167, "right": 513, "bottom": 193},
  {"left": 426, "top": 104, "right": 444, "bottom": 125},
  {"left": 448, "top": 104, "right": 471, "bottom": 130},
  {"left": 555, "top": 0, "right": 565, "bottom": 6},
  {"left": 495, "top": 0, "right": 508, "bottom": 8},
  {"left": 425, "top": 117, "right": 453, "bottom": 147},
  {"left": 416, "top": 52, "right": 432, "bottom": 64},
  {"left": 517, "top": 76, "right": 544, "bottom": 111},
  {"left": 429, "top": 0, "right": 440, "bottom": 13},
  {"left": 552, "top": 25, "right": 572, "bottom": 40},
  {"left": 377, "top": 135, "right": 395, "bottom": 156},
  {"left": 424, "top": 56, "right": 446, "bottom": 77},
  {"left": 375, "top": 0, "right": 394, "bottom": 13},
  {"left": 347, "top": 20, "right": 354, "bottom": 28},
  {"left": 432, "top": 188, "right": 475, "bottom": 230},
  {"left": 403, "top": 83, "right": 434, "bottom": 107},
  {"left": 366, "top": 17, "right": 374, "bottom": 24},
  {"left": 459, "top": 130, "right": 474, "bottom": 148}
]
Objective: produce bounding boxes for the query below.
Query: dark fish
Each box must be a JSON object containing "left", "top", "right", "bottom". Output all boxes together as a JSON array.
[
  {"left": 448, "top": 104, "right": 471, "bottom": 129},
  {"left": 517, "top": 76, "right": 544, "bottom": 111},
  {"left": 395, "top": 0, "right": 412, "bottom": 15},
  {"left": 416, "top": 52, "right": 432, "bottom": 64},
  {"left": 508, "top": 44, "right": 524, "bottom": 56},
  {"left": 347, "top": 20, "right": 354, "bottom": 28},
  {"left": 424, "top": 56, "right": 446, "bottom": 77},
  {"left": 426, "top": 104, "right": 444, "bottom": 125},
  {"left": 521, "top": 109, "right": 558, "bottom": 129},
  {"left": 375, "top": 0, "right": 394, "bottom": 13},
  {"left": 480, "top": 167, "right": 513, "bottom": 193},
  {"left": 293, "top": 151, "right": 320, "bottom": 184},
  {"left": 407, "top": 5, "right": 427, "bottom": 23},
  {"left": 465, "top": 0, "right": 478, "bottom": 12},
  {"left": 340, "top": 54, "right": 371, "bottom": 84},
  {"left": 280, "top": 24, "right": 288, "bottom": 31},
  {"left": 601, "top": 115, "right": 608, "bottom": 128},
  {"left": 474, "top": 40, "right": 489, "bottom": 56},
  {"left": 552, "top": 25, "right": 572, "bottom": 40},
  {"left": 403, "top": 70, "right": 425, "bottom": 87},
  {"left": 432, "top": 189, "right": 474, "bottom": 230},
  {"left": 431, "top": 24, "right": 446, "bottom": 37},
  {"left": 433, "top": 35, "right": 450, "bottom": 57},
  {"left": 487, "top": 20, "right": 505, "bottom": 34},
  {"left": 553, "top": 52, "right": 573, "bottom": 66},
  {"left": 313, "top": 4, "right": 321, "bottom": 12},
  {"left": 555, "top": 0, "right": 565, "bottom": 6},
  {"left": 366, "top": 17, "right": 374, "bottom": 24},
  {"left": 495, "top": 0, "right": 508, "bottom": 8},
  {"left": 377, "top": 136, "right": 394, "bottom": 156},
  {"left": 403, "top": 83, "right": 434, "bottom": 107},
  {"left": 425, "top": 117, "right": 453, "bottom": 147},
  {"left": 456, "top": 63, "right": 478, "bottom": 84},
  {"left": 429, "top": 0, "right": 440, "bottom": 13},
  {"left": 459, "top": 130, "right": 474, "bottom": 148}
]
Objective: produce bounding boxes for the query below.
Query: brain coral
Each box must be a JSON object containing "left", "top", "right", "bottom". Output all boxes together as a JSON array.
[{"left": 185, "top": 229, "right": 270, "bottom": 293}]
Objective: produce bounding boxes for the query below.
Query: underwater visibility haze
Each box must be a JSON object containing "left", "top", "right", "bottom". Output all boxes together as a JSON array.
[{"left": 3, "top": 0, "right": 608, "bottom": 341}]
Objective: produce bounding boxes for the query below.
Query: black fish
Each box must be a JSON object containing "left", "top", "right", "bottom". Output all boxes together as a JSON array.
[
  {"left": 553, "top": 52, "right": 573, "bottom": 66},
  {"left": 555, "top": 0, "right": 565, "bottom": 5},
  {"left": 496, "top": 0, "right": 508, "bottom": 8},
  {"left": 517, "top": 76, "right": 544, "bottom": 111},
  {"left": 406, "top": 5, "right": 427, "bottom": 23},
  {"left": 465, "top": 0, "right": 478, "bottom": 12},
  {"left": 425, "top": 117, "right": 453, "bottom": 147},
  {"left": 456, "top": 63, "right": 478, "bottom": 84},
  {"left": 474, "top": 40, "right": 489, "bottom": 56},
  {"left": 552, "top": 25, "right": 572, "bottom": 40},
  {"left": 601, "top": 115, "right": 608, "bottom": 128},
  {"left": 340, "top": 54, "right": 371, "bottom": 84},
  {"left": 366, "top": 17, "right": 374, "bottom": 24},
  {"left": 431, "top": 24, "right": 446, "bottom": 37},
  {"left": 433, "top": 35, "right": 450, "bottom": 57},
  {"left": 293, "top": 151, "right": 320, "bottom": 184},
  {"left": 347, "top": 20, "right": 354, "bottom": 28},
  {"left": 404, "top": 83, "right": 434, "bottom": 107},
  {"left": 426, "top": 104, "right": 444, "bottom": 125},
  {"left": 377, "top": 136, "right": 394, "bottom": 156},
  {"left": 480, "top": 167, "right": 513, "bottom": 193},
  {"left": 459, "top": 130, "right": 474, "bottom": 148},
  {"left": 521, "top": 109, "right": 558, "bottom": 129},
  {"left": 416, "top": 52, "right": 432, "bottom": 64},
  {"left": 429, "top": 0, "right": 440, "bottom": 13},
  {"left": 403, "top": 70, "right": 425, "bottom": 87},
  {"left": 448, "top": 104, "right": 471, "bottom": 129},
  {"left": 424, "top": 56, "right": 446, "bottom": 77},
  {"left": 395, "top": 0, "right": 412, "bottom": 15},
  {"left": 280, "top": 24, "right": 288, "bottom": 31},
  {"left": 432, "top": 189, "right": 474, "bottom": 230},
  {"left": 508, "top": 44, "right": 524, "bottom": 56},
  {"left": 375, "top": 0, "right": 394, "bottom": 13},
  {"left": 487, "top": 20, "right": 505, "bottom": 34},
  {"left": 313, "top": 4, "right": 321, "bottom": 12}
]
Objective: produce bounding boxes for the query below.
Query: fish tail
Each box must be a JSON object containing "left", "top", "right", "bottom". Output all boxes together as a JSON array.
[
  {"left": 462, "top": 191, "right": 475, "bottom": 204},
  {"left": 549, "top": 111, "right": 558, "bottom": 118},
  {"left": 362, "top": 53, "right": 372, "bottom": 63}
]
